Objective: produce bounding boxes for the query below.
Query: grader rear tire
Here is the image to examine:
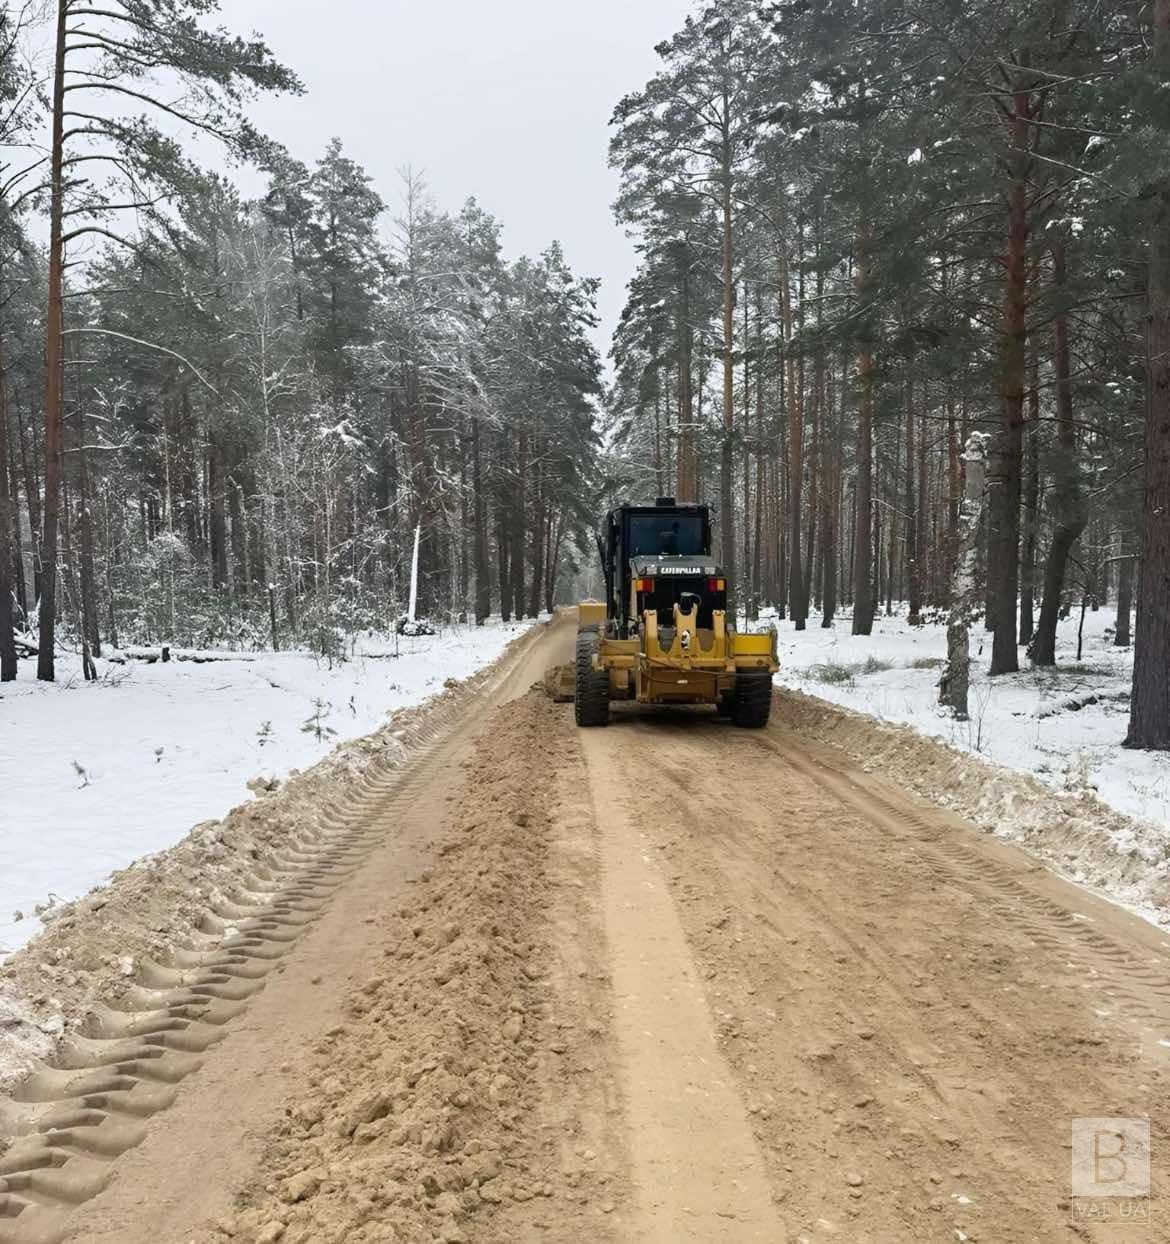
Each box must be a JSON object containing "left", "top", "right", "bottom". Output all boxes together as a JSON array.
[
  {"left": 731, "top": 672, "right": 772, "bottom": 728},
  {"left": 574, "top": 631, "right": 610, "bottom": 726}
]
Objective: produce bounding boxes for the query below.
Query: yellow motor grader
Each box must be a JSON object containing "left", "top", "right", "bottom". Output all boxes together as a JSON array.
[{"left": 575, "top": 498, "right": 777, "bottom": 728}]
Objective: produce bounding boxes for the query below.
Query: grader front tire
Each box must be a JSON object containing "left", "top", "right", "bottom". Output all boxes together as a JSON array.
[{"left": 574, "top": 632, "right": 610, "bottom": 727}]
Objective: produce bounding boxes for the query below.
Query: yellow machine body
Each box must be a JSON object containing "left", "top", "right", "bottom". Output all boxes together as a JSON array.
[{"left": 581, "top": 575, "right": 778, "bottom": 707}]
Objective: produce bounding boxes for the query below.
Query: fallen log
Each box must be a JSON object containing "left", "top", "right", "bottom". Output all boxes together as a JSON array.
[{"left": 123, "top": 646, "right": 261, "bottom": 664}]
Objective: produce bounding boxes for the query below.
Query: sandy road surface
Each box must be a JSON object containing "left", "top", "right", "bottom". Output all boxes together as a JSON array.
[{"left": 3, "top": 612, "right": 1168, "bottom": 1243}]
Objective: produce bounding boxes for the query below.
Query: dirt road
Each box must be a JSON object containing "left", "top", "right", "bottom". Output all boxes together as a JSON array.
[{"left": 2, "top": 613, "right": 1167, "bottom": 1243}]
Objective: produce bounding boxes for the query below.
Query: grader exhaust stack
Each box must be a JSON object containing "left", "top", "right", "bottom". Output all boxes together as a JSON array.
[{"left": 573, "top": 498, "right": 777, "bottom": 727}]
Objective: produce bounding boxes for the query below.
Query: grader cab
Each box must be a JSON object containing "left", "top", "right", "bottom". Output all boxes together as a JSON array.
[{"left": 575, "top": 498, "right": 777, "bottom": 728}]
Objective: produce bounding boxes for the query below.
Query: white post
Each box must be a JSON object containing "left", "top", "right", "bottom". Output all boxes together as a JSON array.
[{"left": 408, "top": 523, "right": 421, "bottom": 622}]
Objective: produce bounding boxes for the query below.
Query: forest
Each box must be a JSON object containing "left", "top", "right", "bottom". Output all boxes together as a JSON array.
[
  {"left": 0, "top": 0, "right": 1168, "bottom": 752},
  {"left": 0, "top": 0, "right": 603, "bottom": 681},
  {"left": 607, "top": 0, "right": 1170, "bottom": 750}
]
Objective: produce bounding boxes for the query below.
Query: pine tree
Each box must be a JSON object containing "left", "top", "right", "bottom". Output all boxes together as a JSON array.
[
  {"left": 35, "top": 0, "right": 299, "bottom": 680},
  {"left": 611, "top": 2, "right": 774, "bottom": 615},
  {"left": 1126, "top": 0, "right": 1170, "bottom": 749}
]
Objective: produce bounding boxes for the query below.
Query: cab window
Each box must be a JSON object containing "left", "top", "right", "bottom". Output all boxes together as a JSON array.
[{"left": 627, "top": 514, "right": 704, "bottom": 558}]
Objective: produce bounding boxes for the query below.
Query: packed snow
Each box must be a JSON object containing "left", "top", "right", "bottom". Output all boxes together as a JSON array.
[
  {"left": 0, "top": 619, "right": 533, "bottom": 958},
  {"left": 768, "top": 605, "right": 1170, "bottom": 837}
]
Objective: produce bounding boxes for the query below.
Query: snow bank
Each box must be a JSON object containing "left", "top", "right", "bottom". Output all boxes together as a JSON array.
[
  {"left": 0, "top": 619, "right": 532, "bottom": 958},
  {"left": 770, "top": 605, "right": 1170, "bottom": 894}
]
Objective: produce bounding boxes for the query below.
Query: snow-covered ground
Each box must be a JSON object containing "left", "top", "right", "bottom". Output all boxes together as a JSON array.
[
  {"left": 769, "top": 605, "right": 1170, "bottom": 836},
  {"left": 0, "top": 619, "right": 533, "bottom": 958}
]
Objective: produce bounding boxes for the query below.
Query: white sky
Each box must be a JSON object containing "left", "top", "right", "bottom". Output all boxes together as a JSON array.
[{"left": 238, "top": 0, "right": 695, "bottom": 366}]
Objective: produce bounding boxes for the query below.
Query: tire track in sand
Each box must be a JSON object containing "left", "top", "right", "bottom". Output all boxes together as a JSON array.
[
  {"left": 579, "top": 726, "right": 787, "bottom": 1243},
  {"left": 0, "top": 618, "right": 569, "bottom": 1244}
]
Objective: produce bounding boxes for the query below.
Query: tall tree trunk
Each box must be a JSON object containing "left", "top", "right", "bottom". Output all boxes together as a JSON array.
[
  {"left": 37, "top": 0, "right": 68, "bottom": 681},
  {"left": 885, "top": 418, "right": 898, "bottom": 615},
  {"left": 76, "top": 394, "right": 100, "bottom": 657},
  {"left": 178, "top": 389, "right": 201, "bottom": 554},
  {"left": 209, "top": 433, "right": 228, "bottom": 591},
  {"left": 457, "top": 426, "right": 469, "bottom": 623},
  {"left": 663, "top": 365, "right": 674, "bottom": 492},
  {"left": 821, "top": 357, "right": 839, "bottom": 627},
  {"left": 545, "top": 512, "right": 565, "bottom": 613},
  {"left": 696, "top": 348, "right": 706, "bottom": 502},
  {"left": 846, "top": 482, "right": 856, "bottom": 608},
  {"left": 512, "top": 430, "right": 527, "bottom": 619},
  {"left": 677, "top": 258, "right": 695, "bottom": 501},
  {"left": 472, "top": 416, "right": 489, "bottom": 624},
  {"left": 940, "top": 433, "right": 990, "bottom": 718},
  {"left": 60, "top": 468, "right": 94, "bottom": 679},
  {"left": 653, "top": 381, "right": 664, "bottom": 496},
  {"left": 405, "top": 370, "right": 437, "bottom": 618},
  {"left": 752, "top": 284, "right": 765, "bottom": 616},
  {"left": 1127, "top": 0, "right": 1170, "bottom": 747},
  {"left": 229, "top": 477, "right": 247, "bottom": 600},
  {"left": 906, "top": 364, "right": 922, "bottom": 625},
  {"left": 988, "top": 86, "right": 1030, "bottom": 675},
  {"left": 17, "top": 402, "right": 41, "bottom": 607},
  {"left": 944, "top": 260, "right": 961, "bottom": 581},
  {"left": 1116, "top": 551, "right": 1134, "bottom": 647},
  {"left": 764, "top": 454, "right": 778, "bottom": 608},
  {"left": 527, "top": 459, "right": 545, "bottom": 619},
  {"left": 719, "top": 124, "right": 737, "bottom": 619},
  {"left": 743, "top": 284, "right": 754, "bottom": 619},
  {"left": 0, "top": 327, "right": 15, "bottom": 681},
  {"left": 808, "top": 219, "right": 824, "bottom": 613},
  {"left": 8, "top": 421, "right": 25, "bottom": 621},
  {"left": 783, "top": 240, "right": 806, "bottom": 629},
  {"left": 946, "top": 390, "right": 960, "bottom": 570},
  {"left": 806, "top": 350, "right": 821, "bottom": 613},
  {"left": 777, "top": 355, "right": 787, "bottom": 618},
  {"left": 496, "top": 486, "right": 511, "bottom": 623},
  {"left": 852, "top": 220, "right": 875, "bottom": 635},
  {"left": 103, "top": 490, "right": 118, "bottom": 649},
  {"left": 919, "top": 382, "right": 930, "bottom": 604},
  {"left": 1031, "top": 236, "right": 1087, "bottom": 667},
  {"left": 1019, "top": 354, "right": 1040, "bottom": 644}
]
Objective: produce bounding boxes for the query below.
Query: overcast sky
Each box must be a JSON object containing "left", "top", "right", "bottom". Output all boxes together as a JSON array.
[{"left": 239, "top": 0, "right": 696, "bottom": 367}]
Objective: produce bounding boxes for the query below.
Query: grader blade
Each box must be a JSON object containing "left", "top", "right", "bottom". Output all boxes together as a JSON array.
[{"left": 542, "top": 662, "right": 575, "bottom": 703}]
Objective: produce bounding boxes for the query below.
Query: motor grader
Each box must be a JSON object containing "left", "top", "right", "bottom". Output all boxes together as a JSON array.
[{"left": 574, "top": 498, "right": 777, "bottom": 728}]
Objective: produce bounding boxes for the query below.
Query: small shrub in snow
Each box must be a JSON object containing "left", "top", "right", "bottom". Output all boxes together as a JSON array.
[
  {"left": 810, "top": 661, "right": 856, "bottom": 686},
  {"left": 300, "top": 699, "right": 336, "bottom": 743},
  {"left": 808, "top": 656, "right": 891, "bottom": 684},
  {"left": 1064, "top": 750, "right": 1099, "bottom": 794},
  {"left": 966, "top": 681, "right": 994, "bottom": 753},
  {"left": 256, "top": 721, "right": 274, "bottom": 747}
]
